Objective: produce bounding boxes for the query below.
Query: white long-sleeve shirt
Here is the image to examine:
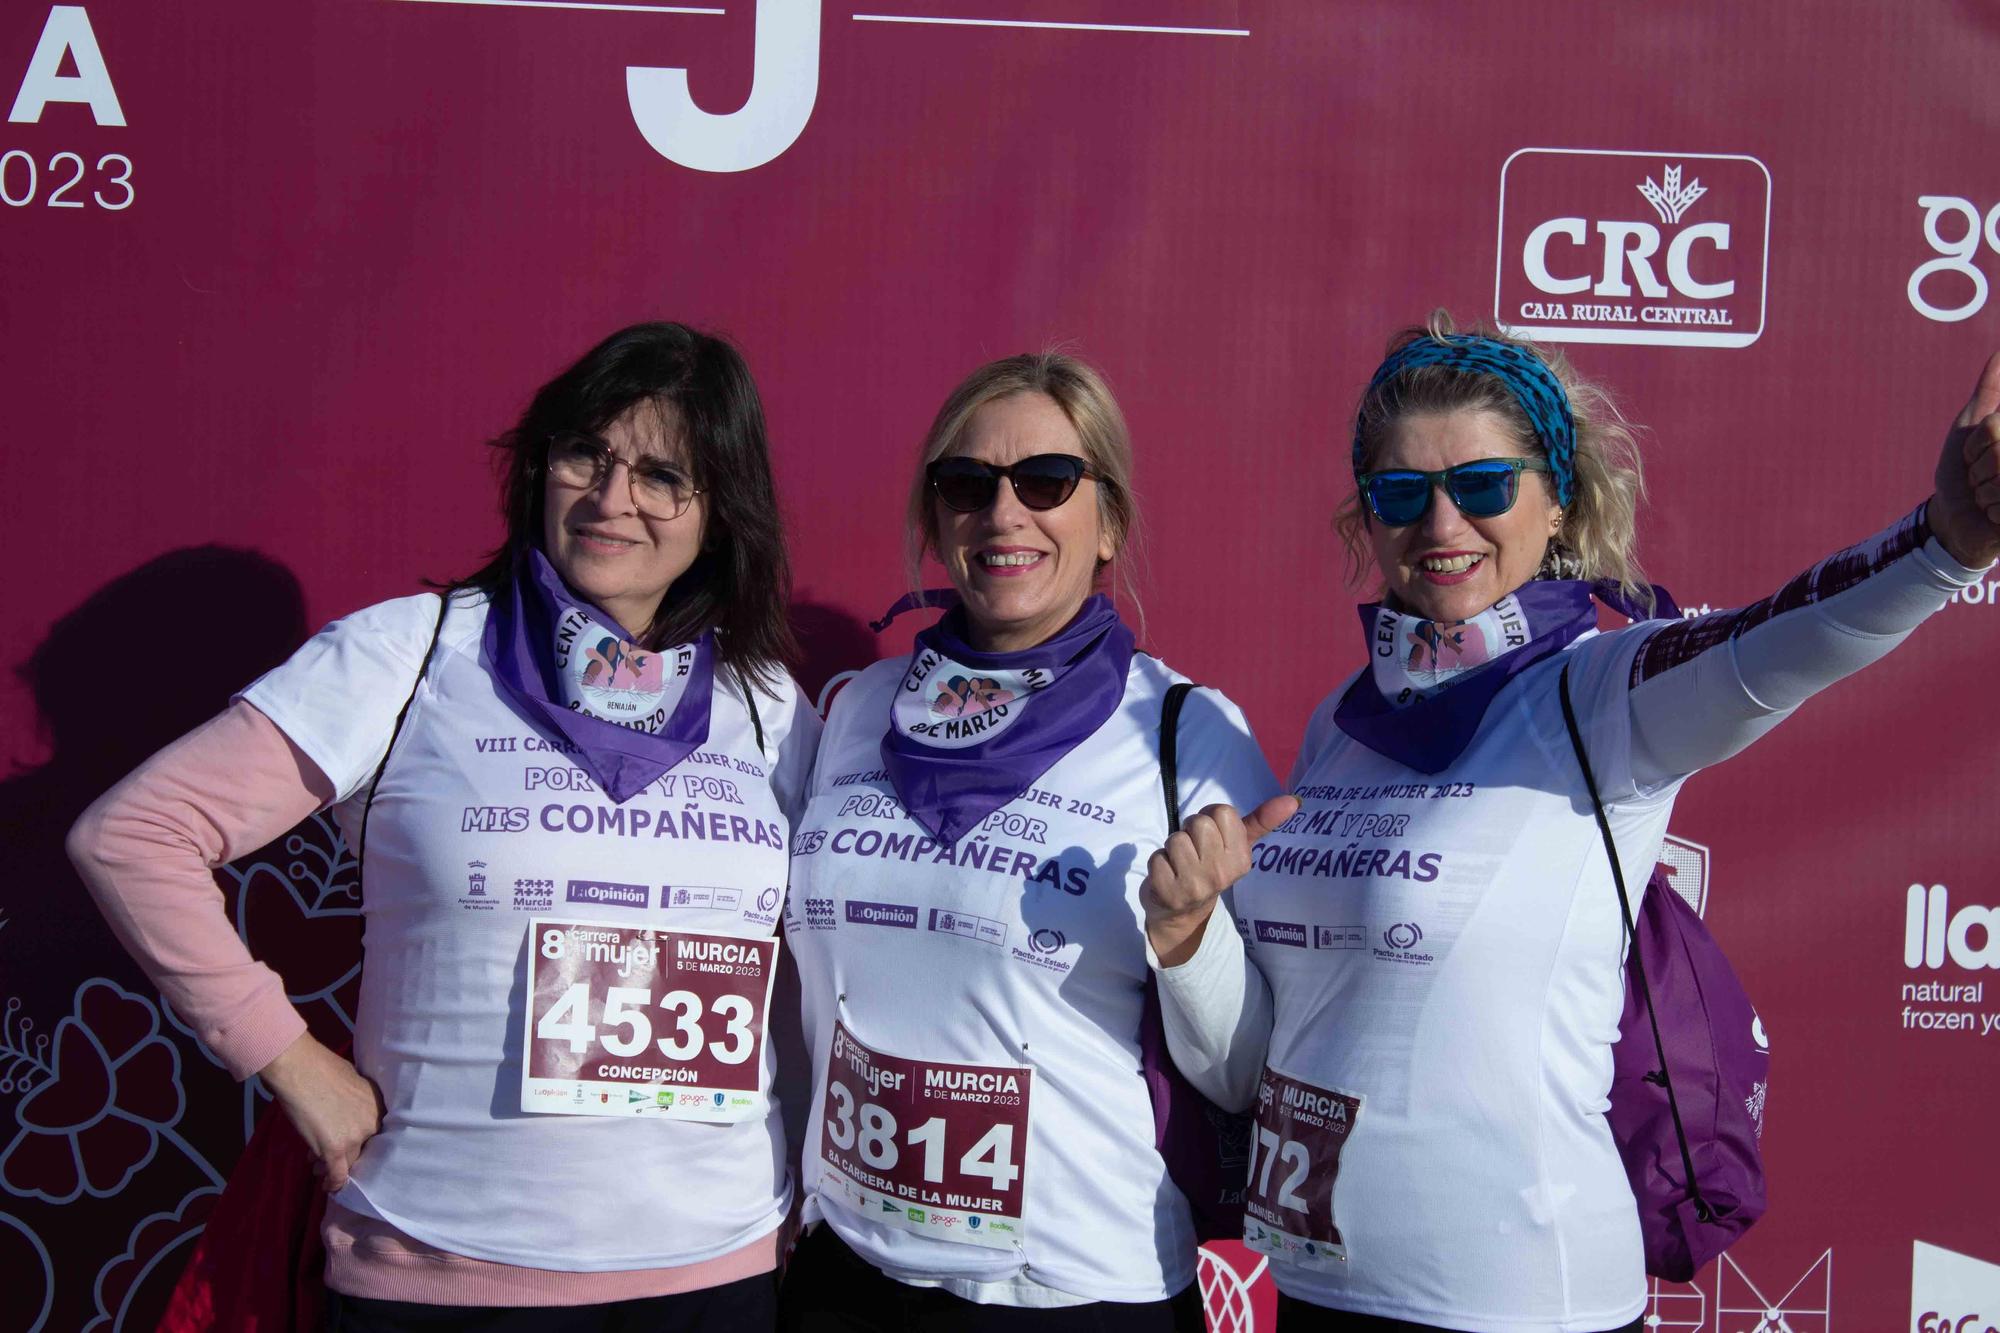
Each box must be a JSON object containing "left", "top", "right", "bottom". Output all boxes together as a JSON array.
[{"left": 1157, "top": 507, "right": 1988, "bottom": 1331}]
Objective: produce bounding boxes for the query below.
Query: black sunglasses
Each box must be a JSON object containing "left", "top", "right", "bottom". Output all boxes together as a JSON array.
[{"left": 927, "top": 454, "right": 1104, "bottom": 513}]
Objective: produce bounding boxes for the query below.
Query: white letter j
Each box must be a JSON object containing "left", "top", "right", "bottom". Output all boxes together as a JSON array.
[{"left": 626, "top": 0, "right": 819, "bottom": 173}]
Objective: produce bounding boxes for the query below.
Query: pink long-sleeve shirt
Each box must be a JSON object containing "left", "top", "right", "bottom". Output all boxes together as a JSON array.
[{"left": 67, "top": 700, "right": 776, "bottom": 1305}]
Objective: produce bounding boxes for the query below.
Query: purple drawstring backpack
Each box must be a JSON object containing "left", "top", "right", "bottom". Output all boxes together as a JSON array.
[
  {"left": 1138, "top": 682, "right": 1254, "bottom": 1240},
  {"left": 1558, "top": 664, "right": 1770, "bottom": 1281}
]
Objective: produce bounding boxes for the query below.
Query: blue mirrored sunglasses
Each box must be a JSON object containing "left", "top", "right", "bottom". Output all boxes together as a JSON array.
[{"left": 1357, "top": 457, "right": 1553, "bottom": 526}]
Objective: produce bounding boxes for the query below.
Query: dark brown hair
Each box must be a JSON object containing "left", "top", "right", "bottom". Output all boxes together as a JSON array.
[{"left": 455, "top": 322, "right": 797, "bottom": 690}]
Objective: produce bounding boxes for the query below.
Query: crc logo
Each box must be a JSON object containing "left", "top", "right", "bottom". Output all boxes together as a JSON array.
[
  {"left": 1027, "top": 928, "right": 1065, "bottom": 955},
  {"left": 1906, "top": 884, "right": 2000, "bottom": 970},
  {"left": 1908, "top": 197, "right": 2000, "bottom": 323},
  {"left": 1496, "top": 148, "right": 1770, "bottom": 348},
  {"left": 1382, "top": 922, "right": 1423, "bottom": 950}
]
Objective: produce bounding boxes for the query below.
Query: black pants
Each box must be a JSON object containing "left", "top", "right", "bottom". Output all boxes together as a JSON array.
[
  {"left": 777, "top": 1225, "right": 1205, "bottom": 1333},
  {"left": 1275, "top": 1292, "right": 1643, "bottom": 1333},
  {"left": 325, "top": 1272, "right": 777, "bottom": 1332}
]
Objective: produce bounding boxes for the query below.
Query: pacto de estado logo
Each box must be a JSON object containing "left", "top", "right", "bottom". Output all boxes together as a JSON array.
[
  {"left": 1908, "top": 195, "right": 2000, "bottom": 323},
  {"left": 1495, "top": 148, "right": 1770, "bottom": 347},
  {"left": 1900, "top": 883, "right": 1997, "bottom": 1038}
]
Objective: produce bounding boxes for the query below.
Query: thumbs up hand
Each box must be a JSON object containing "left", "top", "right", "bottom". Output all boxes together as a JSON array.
[
  {"left": 1142, "top": 794, "right": 1300, "bottom": 967},
  {"left": 1932, "top": 349, "right": 2000, "bottom": 569}
]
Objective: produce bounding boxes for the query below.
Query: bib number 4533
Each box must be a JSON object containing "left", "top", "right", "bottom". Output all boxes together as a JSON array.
[{"left": 521, "top": 919, "right": 775, "bottom": 1122}]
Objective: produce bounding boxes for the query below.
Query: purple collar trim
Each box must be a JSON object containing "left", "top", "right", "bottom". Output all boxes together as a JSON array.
[
  {"left": 880, "top": 594, "right": 1134, "bottom": 844},
  {"left": 482, "top": 547, "right": 714, "bottom": 803},
  {"left": 1333, "top": 580, "right": 1598, "bottom": 774}
]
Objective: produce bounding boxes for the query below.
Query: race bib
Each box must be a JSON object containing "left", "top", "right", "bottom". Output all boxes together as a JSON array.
[
  {"left": 1242, "top": 1068, "right": 1364, "bottom": 1270},
  {"left": 817, "top": 1021, "right": 1031, "bottom": 1250},
  {"left": 521, "top": 919, "right": 774, "bottom": 1122}
]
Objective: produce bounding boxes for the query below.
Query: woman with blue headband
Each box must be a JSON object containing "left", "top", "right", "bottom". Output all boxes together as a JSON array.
[{"left": 1137, "top": 314, "right": 2000, "bottom": 1331}]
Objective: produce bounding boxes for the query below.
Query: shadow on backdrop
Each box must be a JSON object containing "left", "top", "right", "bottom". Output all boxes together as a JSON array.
[
  {"left": 790, "top": 599, "right": 881, "bottom": 708},
  {"left": 0, "top": 546, "right": 309, "bottom": 1333}
]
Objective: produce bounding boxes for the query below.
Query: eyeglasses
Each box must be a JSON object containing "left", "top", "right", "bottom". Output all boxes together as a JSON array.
[
  {"left": 1357, "top": 457, "right": 1552, "bottom": 526},
  {"left": 545, "top": 431, "right": 701, "bottom": 520},
  {"left": 928, "top": 454, "right": 1103, "bottom": 514}
]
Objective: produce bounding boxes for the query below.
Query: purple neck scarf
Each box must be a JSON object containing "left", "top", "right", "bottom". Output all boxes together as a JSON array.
[
  {"left": 482, "top": 547, "right": 714, "bottom": 803},
  {"left": 1333, "top": 581, "right": 1599, "bottom": 774},
  {"left": 881, "top": 594, "right": 1135, "bottom": 844}
]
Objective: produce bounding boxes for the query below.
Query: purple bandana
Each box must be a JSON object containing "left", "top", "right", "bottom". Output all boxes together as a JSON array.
[
  {"left": 482, "top": 547, "right": 714, "bottom": 803},
  {"left": 1333, "top": 581, "right": 1599, "bottom": 774},
  {"left": 881, "top": 594, "right": 1135, "bottom": 844}
]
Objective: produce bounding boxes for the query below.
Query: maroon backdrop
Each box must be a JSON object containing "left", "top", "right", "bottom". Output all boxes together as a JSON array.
[{"left": 3, "top": 3, "right": 1996, "bottom": 1330}]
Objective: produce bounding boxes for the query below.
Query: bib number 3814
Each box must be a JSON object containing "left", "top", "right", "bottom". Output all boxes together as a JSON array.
[
  {"left": 521, "top": 919, "right": 775, "bottom": 1122},
  {"left": 817, "top": 1021, "right": 1031, "bottom": 1250},
  {"left": 1242, "top": 1068, "right": 1363, "bottom": 1270}
]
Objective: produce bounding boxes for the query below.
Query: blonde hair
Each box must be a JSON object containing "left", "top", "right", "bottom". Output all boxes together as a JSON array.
[
  {"left": 905, "top": 351, "right": 1143, "bottom": 622},
  {"left": 1335, "top": 311, "right": 1651, "bottom": 611}
]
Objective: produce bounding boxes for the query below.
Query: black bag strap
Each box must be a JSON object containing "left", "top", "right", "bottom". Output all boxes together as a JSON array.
[
  {"left": 354, "top": 593, "right": 450, "bottom": 879},
  {"left": 1158, "top": 682, "right": 1195, "bottom": 832},
  {"left": 1557, "top": 663, "right": 1711, "bottom": 1223},
  {"left": 738, "top": 666, "right": 767, "bottom": 760}
]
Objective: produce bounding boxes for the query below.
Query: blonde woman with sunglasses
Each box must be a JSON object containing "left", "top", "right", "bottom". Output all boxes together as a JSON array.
[{"left": 776, "top": 352, "right": 1294, "bottom": 1332}]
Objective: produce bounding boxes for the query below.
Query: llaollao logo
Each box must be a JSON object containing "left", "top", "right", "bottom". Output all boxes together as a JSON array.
[
  {"left": 1496, "top": 148, "right": 1770, "bottom": 348},
  {"left": 1906, "top": 884, "right": 2000, "bottom": 970},
  {"left": 1382, "top": 922, "right": 1423, "bottom": 951}
]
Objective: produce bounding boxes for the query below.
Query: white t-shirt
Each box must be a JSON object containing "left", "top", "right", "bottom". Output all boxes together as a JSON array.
[
  {"left": 786, "top": 652, "right": 1277, "bottom": 1304},
  {"left": 1229, "top": 515, "right": 1986, "bottom": 1331},
  {"left": 240, "top": 590, "right": 819, "bottom": 1270},
  {"left": 1242, "top": 626, "right": 1667, "bottom": 1331}
]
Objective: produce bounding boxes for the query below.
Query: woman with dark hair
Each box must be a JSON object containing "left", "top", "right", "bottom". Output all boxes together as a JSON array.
[
  {"left": 69, "top": 322, "right": 818, "bottom": 1330},
  {"left": 1156, "top": 316, "right": 2000, "bottom": 1331}
]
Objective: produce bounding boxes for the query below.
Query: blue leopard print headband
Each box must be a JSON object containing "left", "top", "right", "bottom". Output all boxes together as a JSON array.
[{"left": 1352, "top": 334, "right": 1576, "bottom": 506}]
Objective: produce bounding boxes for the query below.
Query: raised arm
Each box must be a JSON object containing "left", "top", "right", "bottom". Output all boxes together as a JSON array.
[{"left": 1622, "top": 352, "right": 2000, "bottom": 787}]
